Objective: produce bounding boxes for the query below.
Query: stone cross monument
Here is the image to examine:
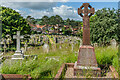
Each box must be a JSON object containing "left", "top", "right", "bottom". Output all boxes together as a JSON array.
[
  {"left": 78, "top": 3, "right": 94, "bottom": 45},
  {"left": 12, "top": 31, "right": 24, "bottom": 59},
  {"left": 74, "top": 3, "right": 101, "bottom": 77}
]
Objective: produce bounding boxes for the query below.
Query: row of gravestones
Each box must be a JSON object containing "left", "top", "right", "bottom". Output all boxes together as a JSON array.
[
  {"left": 0, "top": 32, "right": 118, "bottom": 54},
  {"left": 0, "top": 31, "right": 118, "bottom": 68},
  {"left": 0, "top": 32, "right": 82, "bottom": 54},
  {"left": 11, "top": 31, "right": 82, "bottom": 60}
]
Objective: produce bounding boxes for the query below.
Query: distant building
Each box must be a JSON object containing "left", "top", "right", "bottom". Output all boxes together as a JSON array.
[
  {"left": 28, "top": 23, "right": 46, "bottom": 32},
  {"left": 29, "top": 22, "right": 81, "bottom": 35}
]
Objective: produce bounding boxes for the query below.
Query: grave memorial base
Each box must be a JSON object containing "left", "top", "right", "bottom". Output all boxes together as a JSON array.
[
  {"left": 74, "top": 45, "right": 101, "bottom": 77},
  {"left": 74, "top": 62, "right": 101, "bottom": 77},
  {"left": 55, "top": 63, "right": 119, "bottom": 79},
  {"left": 12, "top": 50, "right": 24, "bottom": 59}
]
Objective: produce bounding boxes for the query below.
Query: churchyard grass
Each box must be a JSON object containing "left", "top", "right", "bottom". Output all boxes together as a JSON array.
[
  {"left": 95, "top": 46, "right": 119, "bottom": 71},
  {"left": 0, "top": 43, "right": 119, "bottom": 79}
]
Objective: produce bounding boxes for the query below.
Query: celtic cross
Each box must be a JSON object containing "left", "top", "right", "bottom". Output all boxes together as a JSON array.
[{"left": 78, "top": 3, "right": 95, "bottom": 45}]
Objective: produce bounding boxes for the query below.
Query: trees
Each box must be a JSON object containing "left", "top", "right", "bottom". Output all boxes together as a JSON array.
[
  {"left": 41, "top": 16, "right": 49, "bottom": 25},
  {"left": 49, "top": 16, "right": 56, "bottom": 25},
  {"left": 90, "top": 8, "right": 119, "bottom": 45},
  {"left": 2, "top": 6, "right": 31, "bottom": 38},
  {"left": 66, "top": 18, "right": 70, "bottom": 26},
  {"left": 26, "top": 16, "right": 37, "bottom": 25},
  {"left": 55, "top": 15, "right": 64, "bottom": 26}
]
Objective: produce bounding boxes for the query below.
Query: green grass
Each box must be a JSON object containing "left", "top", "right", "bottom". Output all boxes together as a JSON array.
[
  {"left": 95, "top": 46, "right": 119, "bottom": 71},
  {"left": 0, "top": 43, "right": 119, "bottom": 79},
  {"left": 1, "top": 43, "right": 79, "bottom": 79}
]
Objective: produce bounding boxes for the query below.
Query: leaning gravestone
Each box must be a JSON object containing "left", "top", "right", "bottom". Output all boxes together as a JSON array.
[
  {"left": 74, "top": 3, "right": 101, "bottom": 76},
  {"left": 12, "top": 31, "right": 24, "bottom": 59}
]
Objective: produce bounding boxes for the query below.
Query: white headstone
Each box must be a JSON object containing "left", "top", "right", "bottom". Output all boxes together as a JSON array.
[
  {"left": 110, "top": 39, "right": 117, "bottom": 48},
  {"left": 12, "top": 31, "right": 24, "bottom": 59},
  {"left": 43, "top": 43, "right": 49, "bottom": 53}
]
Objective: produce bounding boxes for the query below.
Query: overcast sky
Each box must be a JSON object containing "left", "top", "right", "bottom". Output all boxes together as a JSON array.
[{"left": 1, "top": 0, "right": 119, "bottom": 21}]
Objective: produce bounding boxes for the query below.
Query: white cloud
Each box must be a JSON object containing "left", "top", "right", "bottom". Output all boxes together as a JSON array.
[
  {"left": 52, "top": 5, "right": 80, "bottom": 20},
  {"left": 14, "top": 9, "right": 20, "bottom": 12},
  {"left": 2, "top": 0, "right": 69, "bottom": 2},
  {"left": 1, "top": 2, "right": 57, "bottom": 10},
  {"left": 27, "top": 5, "right": 81, "bottom": 20},
  {"left": 1, "top": 1, "right": 82, "bottom": 21},
  {"left": 68, "top": 0, "right": 119, "bottom": 2},
  {"left": 1, "top": 0, "right": 119, "bottom": 2},
  {"left": 1, "top": 0, "right": 69, "bottom": 11}
]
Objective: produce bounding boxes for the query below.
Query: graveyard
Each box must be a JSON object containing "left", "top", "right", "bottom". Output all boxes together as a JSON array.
[{"left": 1, "top": 1, "right": 120, "bottom": 80}]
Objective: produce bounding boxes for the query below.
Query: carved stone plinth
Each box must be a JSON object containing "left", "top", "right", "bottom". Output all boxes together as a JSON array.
[
  {"left": 77, "top": 46, "right": 98, "bottom": 67},
  {"left": 74, "top": 45, "right": 101, "bottom": 76}
]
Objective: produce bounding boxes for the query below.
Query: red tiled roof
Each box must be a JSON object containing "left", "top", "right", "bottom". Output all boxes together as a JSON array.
[
  {"left": 36, "top": 24, "right": 46, "bottom": 29},
  {"left": 64, "top": 25, "right": 69, "bottom": 28},
  {"left": 29, "top": 23, "right": 46, "bottom": 29}
]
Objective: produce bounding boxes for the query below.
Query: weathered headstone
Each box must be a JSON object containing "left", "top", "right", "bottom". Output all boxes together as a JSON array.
[
  {"left": 0, "top": 39, "right": 7, "bottom": 54},
  {"left": 3, "top": 39, "right": 7, "bottom": 54},
  {"left": 12, "top": 31, "right": 24, "bottom": 59},
  {"left": 110, "top": 39, "right": 117, "bottom": 48},
  {"left": 74, "top": 3, "right": 101, "bottom": 77},
  {"left": 43, "top": 43, "right": 49, "bottom": 53},
  {"left": 38, "top": 35, "right": 41, "bottom": 42},
  {"left": 71, "top": 41, "right": 74, "bottom": 52},
  {"left": 43, "top": 36, "right": 49, "bottom": 53},
  {"left": 6, "top": 35, "right": 12, "bottom": 50},
  {"left": 24, "top": 42, "right": 28, "bottom": 52},
  {"left": 93, "top": 43, "right": 98, "bottom": 47},
  {"left": 30, "top": 35, "right": 35, "bottom": 45},
  {"left": 35, "top": 34, "right": 38, "bottom": 45}
]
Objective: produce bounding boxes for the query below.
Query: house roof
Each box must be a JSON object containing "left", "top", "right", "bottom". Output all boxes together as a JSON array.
[
  {"left": 64, "top": 25, "right": 69, "bottom": 28},
  {"left": 29, "top": 23, "right": 46, "bottom": 29},
  {"left": 36, "top": 24, "right": 46, "bottom": 29}
]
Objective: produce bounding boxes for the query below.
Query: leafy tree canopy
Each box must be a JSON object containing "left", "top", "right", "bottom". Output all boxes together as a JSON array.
[
  {"left": 1, "top": 6, "right": 31, "bottom": 38},
  {"left": 90, "top": 8, "right": 119, "bottom": 45}
]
